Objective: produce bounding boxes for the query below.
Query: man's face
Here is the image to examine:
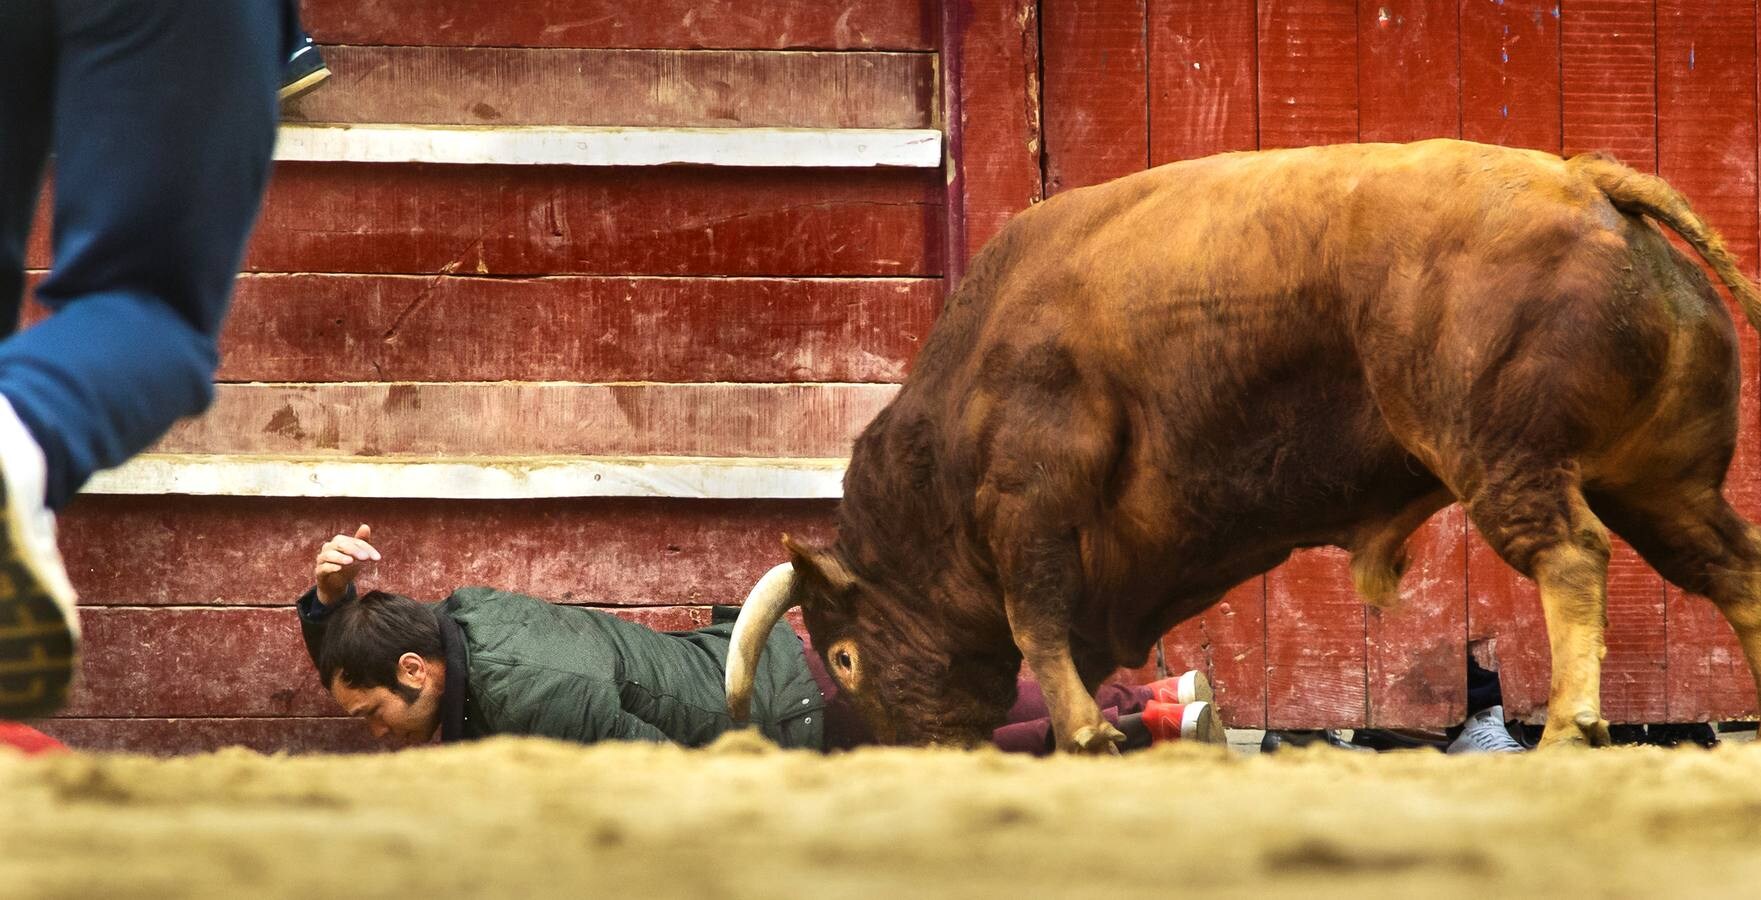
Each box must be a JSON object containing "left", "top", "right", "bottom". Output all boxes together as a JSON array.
[{"left": 329, "top": 653, "right": 443, "bottom": 748}]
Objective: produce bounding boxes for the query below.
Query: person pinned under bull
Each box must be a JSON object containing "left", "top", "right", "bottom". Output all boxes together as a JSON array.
[{"left": 296, "top": 524, "right": 1225, "bottom": 753}]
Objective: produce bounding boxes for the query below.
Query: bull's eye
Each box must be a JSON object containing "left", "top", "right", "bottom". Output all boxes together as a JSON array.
[{"left": 828, "top": 639, "right": 860, "bottom": 690}]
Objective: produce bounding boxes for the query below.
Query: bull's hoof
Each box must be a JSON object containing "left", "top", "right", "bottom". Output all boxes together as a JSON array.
[
  {"left": 1067, "top": 721, "right": 1127, "bottom": 755},
  {"left": 1537, "top": 711, "right": 1611, "bottom": 749}
]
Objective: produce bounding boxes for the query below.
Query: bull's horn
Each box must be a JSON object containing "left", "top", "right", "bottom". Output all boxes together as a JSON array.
[{"left": 725, "top": 563, "right": 798, "bottom": 723}]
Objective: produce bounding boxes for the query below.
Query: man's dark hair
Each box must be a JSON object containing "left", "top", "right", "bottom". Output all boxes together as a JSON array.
[{"left": 318, "top": 590, "right": 442, "bottom": 703}]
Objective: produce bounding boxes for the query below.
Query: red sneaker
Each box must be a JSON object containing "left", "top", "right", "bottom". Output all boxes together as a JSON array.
[
  {"left": 1144, "top": 669, "right": 1213, "bottom": 705},
  {"left": 0, "top": 721, "right": 67, "bottom": 755},
  {"left": 1141, "top": 700, "right": 1225, "bottom": 744}
]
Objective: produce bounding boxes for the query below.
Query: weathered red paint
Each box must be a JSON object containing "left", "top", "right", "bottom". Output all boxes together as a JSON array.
[
  {"left": 1352, "top": 1, "right": 1467, "bottom": 729},
  {"left": 1265, "top": 549, "right": 1367, "bottom": 729},
  {"left": 1357, "top": 0, "right": 1459, "bottom": 143},
  {"left": 1040, "top": 0, "right": 1148, "bottom": 196},
  {"left": 1561, "top": 0, "right": 1658, "bottom": 170},
  {"left": 1656, "top": 0, "right": 1761, "bottom": 722},
  {"left": 1560, "top": 0, "right": 1669, "bottom": 724},
  {"left": 1142, "top": 0, "right": 1267, "bottom": 728},
  {"left": 300, "top": 0, "right": 936, "bottom": 51},
  {"left": 1366, "top": 507, "right": 1467, "bottom": 728},
  {"left": 60, "top": 495, "right": 837, "bottom": 608},
  {"left": 283, "top": 47, "right": 936, "bottom": 129},
  {"left": 1460, "top": 0, "right": 1562, "bottom": 152},
  {"left": 209, "top": 274, "right": 936, "bottom": 384},
  {"left": 945, "top": 0, "right": 1042, "bottom": 265},
  {"left": 1161, "top": 579, "right": 1268, "bottom": 729},
  {"left": 1255, "top": 1, "right": 1364, "bottom": 730},
  {"left": 24, "top": 274, "right": 936, "bottom": 385},
  {"left": 1256, "top": 0, "right": 1359, "bottom": 150},
  {"left": 1147, "top": 0, "right": 1258, "bottom": 165},
  {"left": 28, "top": 166, "right": 944, "bottom": 278},
  {"left": 1467, "top": 535, "right": 1550, "bottom": 718},
  {"left": 147, "top": 382, "right": 894, "bottom": 458}
]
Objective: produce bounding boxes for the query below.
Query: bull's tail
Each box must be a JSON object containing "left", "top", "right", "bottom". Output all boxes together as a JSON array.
[{"left": 1570, "top": 151, "right": 1761, "bottom": 332}]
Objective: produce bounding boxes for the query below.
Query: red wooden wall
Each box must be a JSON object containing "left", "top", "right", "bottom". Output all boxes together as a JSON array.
[{"left": 22, "top": 2, "right": 1761, "bottom": 753}]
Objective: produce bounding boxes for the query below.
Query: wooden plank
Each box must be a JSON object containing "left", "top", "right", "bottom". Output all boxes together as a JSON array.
[
  {"left": 82, "top": 454, "right": 850, "bottom": 501},
  {"left": 1366, "top": 507, "right": 1467, "bottom": 729},
  {"left": 1459, "top": 0, "right": 1562, "bottom": 152},
  {"left": 299, "top": 0, "right": 936, "bottom": 51},
  {"left": 1265, "top": 548, "right": 1367, "bottom": 729},
  {"left": 1356, "top": 0, "right": 1459, "bottom": 142},
  {"left": 1040, "top": 0, "right": 1148, "bottom": 195},
  {"left": 146, "top": 382, "right": 895, "bottom": 460},
  {"left": 1256, "top": 0, "right": 1359, "bottom": 150},
  {"left": 29, "top": 273, "right": 939, "bottom": 384},
  {"left": 59, "top": 607, "right": 349, "bottom": 718},
  {"left": 1354, "top": 1, "right": 1465, "bottom": 728},
  {"left": 36, "top": 718, "right": 383, "bottom": 756},
  {"left": 273, "top": 125, "right": 943, "bottom": 169},
  {"left": 1141, "top": 0, "right": 1267, "bottom": 721},
  {"left": 57, "top": 605, "right": 716, "bottom": 718},
  {"left": 1458, "top": 0, "right": 1564, "bottom": 725},
  {"left": 945, "top": 0, "right": 1043, "bottom": 267},
  {"left": 1256, "top": 1, "right": 1363, "bottom": 728},
  {"left": 1561, "top": 0, "right": 1658, "bottom": 170},
  {"left": 29, "top": 166, "right": 944, "bottom": 278},
  {"left": 1147, "top": 0, "right": 1259, "bottom": 165},
  {"left": 1657, "top": 0, "right": 1760, "bottom": 723},
  {"left": 1602, "top": 540, "right": 1669, "bottom": 722},
  {"left": 1560, "top": 1, "right": 1669, "bottom": 725},
  {"left": 1470, "top": 533, "right": 1671, "bottom": 724},
  {"left": 59, "top": 495, "right": 837, "bottom": 608},
  {"left": 212, "top": 274, "right": 935, "bottom": 385},
  {"left": 1467, "top": 536, "right": 1549, "bottom": 721},
  {"left": 1161, "top": 579, "right": 1269, "bottom": 729},
  {"left": 282, "top": 47, "right": 935, "bottom": 130}
]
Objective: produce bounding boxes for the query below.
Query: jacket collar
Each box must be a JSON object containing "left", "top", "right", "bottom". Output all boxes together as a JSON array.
[{"left": 433, "top": 607, "right": 473, "bottom": 743}]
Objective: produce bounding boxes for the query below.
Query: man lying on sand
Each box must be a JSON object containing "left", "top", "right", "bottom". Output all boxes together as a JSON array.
[{"left": 296, "top": 525, "right": 1223, "bottom": 753}]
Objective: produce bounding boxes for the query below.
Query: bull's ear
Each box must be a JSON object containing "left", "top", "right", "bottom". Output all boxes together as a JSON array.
[{"left": 781, "top": 534, "right": 856, "bottom": 597}]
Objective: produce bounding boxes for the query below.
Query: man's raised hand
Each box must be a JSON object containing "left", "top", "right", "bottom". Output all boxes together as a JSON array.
[{"left": 314, "top": 524, "right": 380, "bottom": 606}]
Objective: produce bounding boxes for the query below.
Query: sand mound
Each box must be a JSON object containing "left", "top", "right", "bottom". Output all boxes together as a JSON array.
[{"left": 3, "top": 737, "right": 1759, "bottom": 898}]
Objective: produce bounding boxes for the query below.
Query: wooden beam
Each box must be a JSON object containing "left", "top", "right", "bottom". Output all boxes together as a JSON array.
[
  {"left": 147, "top": 382, "right": 896, "bottom": 460},
  {"left": 32, "top": 166, "right": 944, "bottom": 277},
  {"left": 60, "top": 495, "right": 837, "bottom": 608},
  {"left": 299, "top": 0, "right": 935, "bottom": 51},
  {"left": 274, "top": 125, "right": 943, "bottom": 168},
  {"left": 84, "top": 454, "right": 848, "bottom": 500},
  {"left": 283, "top": 47, "right": 935, "bottom": 129}
]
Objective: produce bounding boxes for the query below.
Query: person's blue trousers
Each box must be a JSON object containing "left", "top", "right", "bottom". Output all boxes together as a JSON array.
[{"left": 0, "top": 0, "right": 297, "bottom": 509}]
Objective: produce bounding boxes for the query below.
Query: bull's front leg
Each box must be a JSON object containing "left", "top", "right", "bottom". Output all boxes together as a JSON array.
[{"left": 999, "top": 533, "right": 1123, "bottom": 755}]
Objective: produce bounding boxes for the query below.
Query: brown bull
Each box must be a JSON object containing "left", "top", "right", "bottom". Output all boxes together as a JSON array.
[{"left": 726, "top": 138, "right": 1761, "bottom": 752}]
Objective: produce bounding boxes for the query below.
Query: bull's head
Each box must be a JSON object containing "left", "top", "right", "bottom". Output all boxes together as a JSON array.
[{"left": 725, "top": 536, "right": 1015, "bottom": 747}]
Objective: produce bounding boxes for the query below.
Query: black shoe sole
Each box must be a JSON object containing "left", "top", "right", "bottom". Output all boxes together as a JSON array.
[{"left": 0, "top": 480, "right": 77, "bottom": 718}]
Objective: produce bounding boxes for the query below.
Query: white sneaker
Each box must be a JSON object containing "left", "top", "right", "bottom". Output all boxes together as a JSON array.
[
  {"left": 1446, "top": 705, "right": 1526, "bottom": 754},
  {"left": 0, "top": 395, "right": 79, "bottom": 718}
]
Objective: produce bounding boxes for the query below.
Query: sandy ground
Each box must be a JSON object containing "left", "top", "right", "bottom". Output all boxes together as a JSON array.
[{"left": 4, "top": 733, "right": 1761, "bottom": 899}]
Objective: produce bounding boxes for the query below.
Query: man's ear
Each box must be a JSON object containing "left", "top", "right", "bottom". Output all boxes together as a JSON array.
[
  {"left": 781, "top": 534, "right": 856, "bottom": 597},
  {"left": 396, "top": 652, "right": 426, "bottom": 690}
]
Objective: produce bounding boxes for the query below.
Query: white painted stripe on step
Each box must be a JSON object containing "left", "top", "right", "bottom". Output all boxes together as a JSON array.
[
  {"left": 273, "top": 125, "right": 943, "bottom": 168},
  {"left": 83, "top": 454, "right": 849, "bottom": 500}
]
